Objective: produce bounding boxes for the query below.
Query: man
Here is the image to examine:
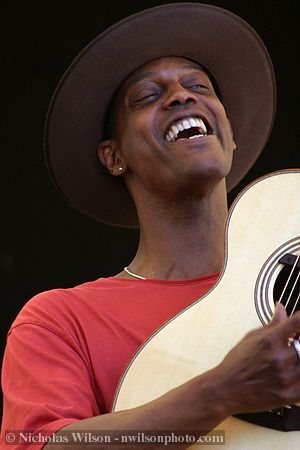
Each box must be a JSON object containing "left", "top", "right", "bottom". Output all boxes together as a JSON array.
[{"left": 1, "top": 3, "right": 300, "bottom": 449}]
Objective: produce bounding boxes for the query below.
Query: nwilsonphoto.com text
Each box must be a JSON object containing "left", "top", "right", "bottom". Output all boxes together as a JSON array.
[{"left": 5, "top": 430, "right": 225, "bottom": 446}]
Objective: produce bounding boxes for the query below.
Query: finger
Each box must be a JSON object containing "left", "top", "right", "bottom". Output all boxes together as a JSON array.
[
  {"left": 279, "top": 375, "right": 300, "bottom": 404},
  {"left": 270, "top": 302, "right": 288, "bottom": 326},
  {"left": 277, "top": 310, "right": 300, "bottom": 339},
  {"left": 291, "top": 338, "right": 300, "bottom": 363},
  {"left": 287, "top": 364, "right": 300, "bottom": 384},
  {"left": 276, "top": 361, "right": 300, "bottom": 388},
  {"left": 284, "top": 346, "right": 300, "bottom": 366}
]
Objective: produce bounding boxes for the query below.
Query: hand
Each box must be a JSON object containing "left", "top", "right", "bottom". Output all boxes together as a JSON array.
[{"left": 214, "top": 303, "right": 300, "bottom": 414}]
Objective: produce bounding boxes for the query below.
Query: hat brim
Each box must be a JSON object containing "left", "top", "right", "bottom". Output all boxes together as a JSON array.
[{"left": 45, "top": 2, "right": 276, "bottom": 228}]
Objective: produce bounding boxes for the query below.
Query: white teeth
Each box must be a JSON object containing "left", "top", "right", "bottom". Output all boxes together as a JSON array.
[
  {"left": 168, "top": 130, "right": 175, "bottom": 141},
  {"left": 190, "top": 118, "right": 198, "bottom": 127},
  {"left": 183, "top": 119, "right": 190, "bottom": 129},
  {"left": 194, "top": 118, "right": 207, "bottom": 134},
  {"left": 165, "top": 116, "right": 208, "bottom": 142},
  {"left": 171, "top": 124, "right": 179, "bottom": 136}
]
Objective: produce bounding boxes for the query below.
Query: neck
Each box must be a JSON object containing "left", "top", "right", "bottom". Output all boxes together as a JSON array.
[{"left": 124, "top": 181, "right": 228, "bottom": 280}]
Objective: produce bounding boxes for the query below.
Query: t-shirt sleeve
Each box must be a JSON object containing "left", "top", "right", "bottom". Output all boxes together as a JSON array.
[{"left": 1, "top": 312, "right": 101, "bottom": 449}]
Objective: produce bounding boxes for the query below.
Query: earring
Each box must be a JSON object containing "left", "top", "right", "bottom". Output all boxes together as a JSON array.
[{"left": 118, "top": 167, "right": 123, "bottom": 172}]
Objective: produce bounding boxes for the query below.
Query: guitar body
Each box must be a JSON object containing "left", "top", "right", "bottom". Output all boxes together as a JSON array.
[{"left": 112, "top": 170, "right": 300, "bottom": 449}]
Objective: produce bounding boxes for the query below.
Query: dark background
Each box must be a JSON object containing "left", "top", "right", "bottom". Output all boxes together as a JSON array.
[{"left": 1, "top": 0, "right": 299, "bottom": 414}]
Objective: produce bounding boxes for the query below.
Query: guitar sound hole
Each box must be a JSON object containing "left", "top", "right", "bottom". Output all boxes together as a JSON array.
[{"left": 273, "top": 266, "right": 300, "bottom": 316}]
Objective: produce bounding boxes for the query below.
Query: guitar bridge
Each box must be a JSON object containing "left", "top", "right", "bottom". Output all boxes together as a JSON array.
[
  {"left": 279, "top": 253, "right": 300, "bottom": 269},
  {"left": 234, "top": 404, "right": 300, "bottom": 431}
]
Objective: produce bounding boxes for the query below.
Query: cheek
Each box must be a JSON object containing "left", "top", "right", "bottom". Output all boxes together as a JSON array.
[
  {"left": 118, "top": 112, "right": 160, "bottom": 157},
  {"left": 226, "top": 123, "right": 236, "bottom": 151},
  {"left": 217, "top": 105, "right": 236, "bottom": 150},
  {"left": 115, "top": 127, "right": 153, "bottom": 172},
  {"left": 113, "top": 113, "right": 138, "bottom": 156},
  {"left": 222, "top": 114, "right": 236, "bottom": 150}
]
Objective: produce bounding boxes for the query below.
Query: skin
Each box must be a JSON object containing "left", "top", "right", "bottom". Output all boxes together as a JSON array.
[
  {"left": 99, "top": 57, "right": 236, "bottom": 279},
  {"left": 45, "top": 57, "right": 300, "bottom": 449}
]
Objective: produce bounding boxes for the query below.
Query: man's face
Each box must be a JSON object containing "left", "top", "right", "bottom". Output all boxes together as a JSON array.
[{"left": 109, "top": 56, "right": 236, "bottom": 198}]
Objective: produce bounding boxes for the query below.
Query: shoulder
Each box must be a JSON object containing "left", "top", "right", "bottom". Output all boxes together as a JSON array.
[{"left": 9, "top": 277, "right": 125, "bottom": 338}]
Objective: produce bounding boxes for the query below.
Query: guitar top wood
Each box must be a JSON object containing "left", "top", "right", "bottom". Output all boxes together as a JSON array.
[{"left": 113, "top": 170, "right": 300, "bottom": 449}]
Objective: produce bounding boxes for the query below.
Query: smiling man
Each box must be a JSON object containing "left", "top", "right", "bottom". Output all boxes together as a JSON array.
[
  {"left": 97, "top": 56, "right": 235, "bottom": 280},
  {"left": 1, "top": 3, "right": 300, "bottom": 450}
]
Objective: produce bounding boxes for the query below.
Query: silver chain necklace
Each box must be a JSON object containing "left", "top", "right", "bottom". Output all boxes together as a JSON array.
[{"left": 124, "top": 266, "right": 147, "bottom": 280}]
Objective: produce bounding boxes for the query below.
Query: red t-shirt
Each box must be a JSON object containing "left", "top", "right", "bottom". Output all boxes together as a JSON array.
[{"left": 1, "top": 274, "right": 218, "bottom": 448}]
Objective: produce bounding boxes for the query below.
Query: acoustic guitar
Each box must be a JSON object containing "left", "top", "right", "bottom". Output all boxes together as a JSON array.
[{"left": 113, "top": 169, "right": 300, "bottom": 449}]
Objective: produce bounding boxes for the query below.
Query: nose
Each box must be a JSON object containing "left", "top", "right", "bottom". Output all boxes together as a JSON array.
[{"left": 162, "top": 82, "right": 197, "bottom": 109}]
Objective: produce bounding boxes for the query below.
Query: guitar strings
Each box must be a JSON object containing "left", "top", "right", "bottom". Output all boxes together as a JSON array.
[
  {"left": 278, "top": 252, "right": 300, "bottom": 316},
  {"left": 285, "top": 268, "right": 300, "bottom": 315},
  {"left": 290, "top": 291, "right": 300, "bottom": 316}
]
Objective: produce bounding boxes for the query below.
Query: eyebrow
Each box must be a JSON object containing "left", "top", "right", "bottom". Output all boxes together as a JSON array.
[{"left": 182, "top": 62, "right": 208, "bottom": 72}]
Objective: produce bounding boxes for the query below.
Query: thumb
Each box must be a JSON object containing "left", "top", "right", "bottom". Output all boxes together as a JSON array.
[{"left": 270, "top": 302, "right": 288, "bottom": 326}]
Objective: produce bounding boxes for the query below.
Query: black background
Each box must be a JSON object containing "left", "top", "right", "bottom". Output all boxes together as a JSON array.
[{"left": 1, "top": 0, "right": 299, "bottom": 414}]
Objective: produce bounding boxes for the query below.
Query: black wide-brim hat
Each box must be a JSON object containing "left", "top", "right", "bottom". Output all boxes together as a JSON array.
[{"left": 45, "top": 2, "right": 276, "bottom": 228}]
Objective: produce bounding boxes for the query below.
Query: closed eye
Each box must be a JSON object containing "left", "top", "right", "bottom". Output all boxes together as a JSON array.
[
  {"left": 187, "top": 84, "right": 211, "bottom": 93},
  {"left": 134, "top": 93, "right": 158, "bottom": 103}
]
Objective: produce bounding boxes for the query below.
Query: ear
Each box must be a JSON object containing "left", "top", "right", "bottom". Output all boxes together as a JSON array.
[
  {"left": 227, "top": 118, "right": 237, "bottom": 151},
  {"left": 97, "top": 140, "right": 127, "bottom": 176}
]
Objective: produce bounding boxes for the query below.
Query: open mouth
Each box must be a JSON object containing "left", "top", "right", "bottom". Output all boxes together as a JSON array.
[{"left": 165, "top": 116, "right": 212, "bottom": 143}]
